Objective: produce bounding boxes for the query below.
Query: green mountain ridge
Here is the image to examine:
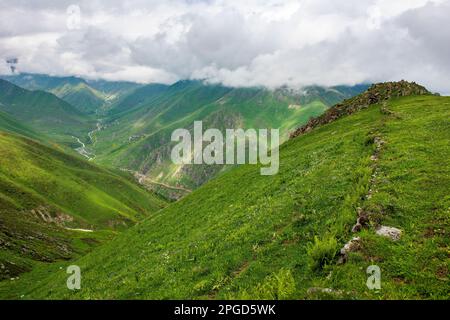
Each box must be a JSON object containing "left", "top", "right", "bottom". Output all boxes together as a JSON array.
[
  {"left": 49, "top": 82, "right": 107, "bottom": 114},
  {"left": 0, "top": 110, "right": 43, "bottom": 142},
  {"left": 92, "top": 80, "right": 368, "bottom": 190},
  {"left": 0, "top": 79, "right": 94, "bottom": 145},
  {"left": 291, "top": 80, "right": 432, "bottom": 138},
  {"left": 2, "top": 84, "right": 447, "bottom": 299},
  {"left": 0, "top": 75, "right": 367, "bottom": 194},
  {"left": 0, "top": 74, "right": 142, "bottom": 115}
]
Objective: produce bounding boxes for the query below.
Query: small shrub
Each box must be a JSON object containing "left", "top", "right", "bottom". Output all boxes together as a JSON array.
[
  {"left": 364, "top": 135, "right": 376, "bottom": 146},
  {"left": 292, "top": 213, "right": 307, "bottom": 228},
  {"left": 193, "top": 279, "right": 211, "bottom": 294},
  {"left": 307, "top": 235, "right": 338, "bottom": 272},
  {"left": 232, "top": 269, "right": 296, "bottom": 300}
]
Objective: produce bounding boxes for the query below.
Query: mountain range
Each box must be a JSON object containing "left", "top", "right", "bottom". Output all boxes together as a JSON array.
[
  {"left": 1, "top": 74, "right": 369, "bottom": 194},
  {"left": 1, "top": 73, "right": 141, "bottom": 115},
  {"left": 0, "top": 74, "right": 448, "bottom": 300}
]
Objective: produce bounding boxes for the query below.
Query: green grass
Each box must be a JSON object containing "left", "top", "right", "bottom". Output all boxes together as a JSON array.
[
  {"left": 0, "top": 132, "right": 166, "bottom": 227},
  {"left": 0, "top": 110, "right": 44, "bottom": 142},
  {"left": 0, "top": 131, "right": 167, "bottom": 281},
  {"left": 1, "top": 94, "right": 447, "bottom": 299}
]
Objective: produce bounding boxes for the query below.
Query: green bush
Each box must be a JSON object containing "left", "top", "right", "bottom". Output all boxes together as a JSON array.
[
  {"left": 233, "top": 269, "right": 296, "bottom": 300},
  {"left": 307, "top": 235, "right": 338, "bottom": 272}
]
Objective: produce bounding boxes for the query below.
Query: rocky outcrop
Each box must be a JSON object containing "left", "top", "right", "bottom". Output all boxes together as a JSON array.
[
  {"left": 290, "top": 81, "right": 430, "bottom": 139},
  {"left": 30, "top": 206, "right": 73, "bottom": 227}
]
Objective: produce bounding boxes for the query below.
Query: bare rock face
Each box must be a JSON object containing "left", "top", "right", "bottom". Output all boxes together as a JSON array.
[{"left": 376, "top": 226, "right": 402, "bottom": 241}]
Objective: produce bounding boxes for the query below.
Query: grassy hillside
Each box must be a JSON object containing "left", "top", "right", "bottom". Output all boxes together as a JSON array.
[
  {"left": 50, "top": 83, "right": 106, "bottom": 114},
  {"left": 2, "top": 92, "right": 447, "bottom": 299},
  {"left": 0, "top": 79, "right": 94, "bottom": 145},
  {"left": 0, "top": 131, "right": 166, "bottom": 280},
  {"left": 87, "top": 79, "right": 142, "bottom": 96},
  {"left": 92, "top": 81, "right": 367, "bottom": 189},
  {"left": 0, "top": 110, "right": 43, "bottom": 142},
  {"left": 107, "top": 83, "right": 170, "bottom": 115}
]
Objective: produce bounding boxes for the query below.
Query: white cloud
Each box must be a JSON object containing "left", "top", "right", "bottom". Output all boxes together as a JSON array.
[{"left": 0, "top": 0, "right": 449, "bottom": 92}]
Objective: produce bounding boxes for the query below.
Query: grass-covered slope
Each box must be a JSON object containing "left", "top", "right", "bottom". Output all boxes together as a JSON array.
[
  {"left": 93, "top": 81, "right": 367, "bottom": 189},
  {"left": 0, "top": 79, "right": 93, "bottom": 144},
  {"left": 291, "top": 80, "right": 431, "bottom": 138},
  {"left": 2, "top": 93, "right": 447, "bottom": 299},
  {"left": 0, "top": 131, "right": 166, "bottom": 280},
  {"left": 0, "top": 110, "right": 43, "bottom": 142},
  {"left": 107, "top": 83, "right": 170, "bottom": 115},
  {"left": 50, "top": 82, "right": 106, "bottom": 114},
  {"left": 0, "top": 132, "right": 166, "bottom": 228}
]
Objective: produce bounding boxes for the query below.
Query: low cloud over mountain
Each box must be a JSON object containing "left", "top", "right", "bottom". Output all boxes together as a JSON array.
[{"left": 1, "top": 0, "right": 449, "bottom": 92}]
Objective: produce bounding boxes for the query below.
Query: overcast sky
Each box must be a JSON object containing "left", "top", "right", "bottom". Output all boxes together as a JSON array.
[{"left": 1, "top": 0, "right": 449, "bottom": 93}]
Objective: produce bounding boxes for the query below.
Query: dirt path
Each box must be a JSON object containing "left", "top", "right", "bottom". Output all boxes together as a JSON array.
[
  {"left": 120, "top": 168, "right": 192, "bottom": 193},
  {"left": 65, "top": 227, "right": 94, "bottom": 233}
]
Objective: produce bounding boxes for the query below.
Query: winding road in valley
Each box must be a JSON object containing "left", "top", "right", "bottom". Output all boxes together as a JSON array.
[
  {"left": 88, "top": 122, "right": 103, "bottom": 144},
  {"left": 73, "top": 120, "right": 192, "bottom": 196},
  {"left": 72, "top": 121, "right": 103, "bottom": 161},
  {"left": 72, "top": 136, "right": 95, "bottom": 161}
]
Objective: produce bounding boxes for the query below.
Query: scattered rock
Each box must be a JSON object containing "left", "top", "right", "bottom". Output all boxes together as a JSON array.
[
  {"left": 380, "top": 106, "right": 393, "bottom": 115},
  {"left": 338, "top": 237, "right": 361, "bottom": 264},
  {"left": 376, "top": 226, "right": 402, "bottom": 241},
  {"left": 307, "top": 287, "right": 343, "bottom": 296},
  {"left": 357, "top": 212, "right": 370, "bottom": 226},
  {"left": 54, "top": 213, "right": 74, "bottom": 226},
  {"left": 374, "top": 137, "right": 386, "bottom": 148},
  {"left": 351, "top": 223, "right": 362, "bottom": 233},
  {"left": 352, "top": 208, "right": 370, "bottom": 233},
  {"left": 128, "top": 135, "right": 144, "bottom": 142},
  {"left": 341, "top": 237, "right": 361, "bottom": 255}
]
